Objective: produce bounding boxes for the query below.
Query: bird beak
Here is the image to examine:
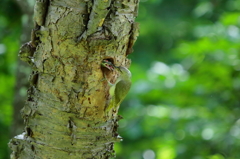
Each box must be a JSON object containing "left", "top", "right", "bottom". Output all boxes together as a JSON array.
[{"left": 115, "top": 66, "right": 122, "bottom": 73}]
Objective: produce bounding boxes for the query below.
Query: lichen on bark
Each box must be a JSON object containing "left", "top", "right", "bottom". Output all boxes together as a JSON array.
[{"left": 9, "top": 0, "right": 139, "bottom": 158}]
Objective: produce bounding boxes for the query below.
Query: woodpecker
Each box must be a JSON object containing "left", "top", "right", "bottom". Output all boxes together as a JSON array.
[{"left": 101, "top": 60, "right": 132, "bottom": 111}]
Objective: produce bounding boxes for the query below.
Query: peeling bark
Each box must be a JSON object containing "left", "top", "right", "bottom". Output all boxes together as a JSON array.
[{"left": 9, "top": 0, "right": 139, "bottom": 158}]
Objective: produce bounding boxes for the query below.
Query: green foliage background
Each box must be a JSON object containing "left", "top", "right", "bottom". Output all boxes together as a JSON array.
[
  {"left": 0, "top": 0, "right": 22, "bottom": 158},
  {"left": 1, "top": 0, "right": 240, "bottom": 159}
]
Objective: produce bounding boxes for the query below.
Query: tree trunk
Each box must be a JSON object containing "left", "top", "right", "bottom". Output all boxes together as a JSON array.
[{"left": 9, "top": 0, "right": 139, "bottom": 158}]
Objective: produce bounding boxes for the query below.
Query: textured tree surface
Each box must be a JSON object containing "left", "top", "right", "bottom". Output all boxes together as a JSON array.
[{"left": 9, "top": 0, "right": 139, "bottom": 158}]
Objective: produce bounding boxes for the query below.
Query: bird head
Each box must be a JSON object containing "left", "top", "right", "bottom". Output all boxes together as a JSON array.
[
  {"left": 101, "top": 59, "right": 115, "bottom": 71},
  {"left": 101, "top": 59, "right": 131, "bottom": 79}
]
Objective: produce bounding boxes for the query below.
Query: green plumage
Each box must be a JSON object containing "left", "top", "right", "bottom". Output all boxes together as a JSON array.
[{"left": 102, "top": 60, "right": 132, "bottom": 111}]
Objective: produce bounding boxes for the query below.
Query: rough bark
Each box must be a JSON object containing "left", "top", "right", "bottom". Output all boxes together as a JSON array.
[{"left": 9, "top": 0, "right": 139, "bottom": 158}]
